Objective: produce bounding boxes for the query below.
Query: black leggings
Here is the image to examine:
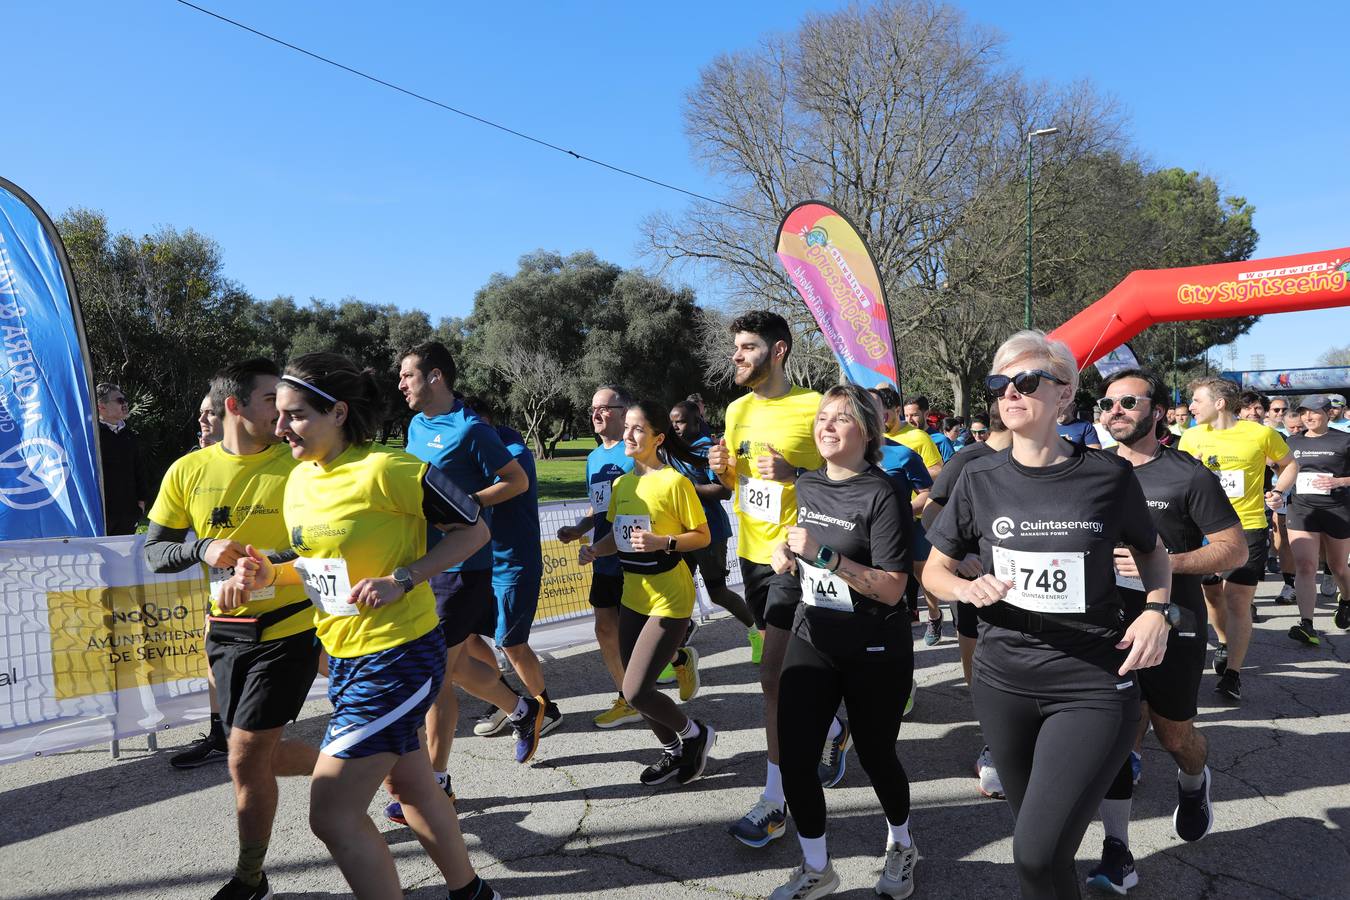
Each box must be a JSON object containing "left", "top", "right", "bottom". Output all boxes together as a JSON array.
[
  {"left": 972, "top": 681, "right": 1140, "bottom": 899},
  {"left": 618, "top": 604, "right": 690, "bottom": 745},
  {"left": 777, "top": 627, "right": 913, "bottom": 839}
]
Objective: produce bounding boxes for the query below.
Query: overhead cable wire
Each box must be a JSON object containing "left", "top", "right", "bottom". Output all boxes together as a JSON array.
[{"left": 172, "top": 0, "right": 770, "bottom": 221}]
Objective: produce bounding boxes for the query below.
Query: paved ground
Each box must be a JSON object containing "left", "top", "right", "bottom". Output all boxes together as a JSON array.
[{"left": 3, "top": 578, "right": 1348, "bottom": 899}]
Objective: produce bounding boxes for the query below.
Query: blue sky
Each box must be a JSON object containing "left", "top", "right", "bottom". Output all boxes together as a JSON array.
[{"left": 6, "top": 1, "right": 1347, "bottom": 369}]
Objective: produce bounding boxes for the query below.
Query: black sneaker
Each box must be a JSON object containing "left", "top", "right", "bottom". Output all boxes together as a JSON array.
[
  {"left": 1250, "top": 602, "right": 1262, "bottom": 623},
  {"left": 639, "top": 749, "right": 682, "bottom": 785},
  {"left": 676, "top": 720, "right": 716, "bottom": 784},
  {"left": 1288, "top": 621, "right": 1321, "bottom": 647},
  {"left": 210, "top": 872, "right": 272, "bottom": 900},
  {"left": 1085, "top": 837, "right": 1138, "bottom": 894},
  {"left": 1214, "top": 669, "right": 1241, "bottom": 701},
  {"left": 1334, "top": 597, "right": 1350, "bottom": 631},
  {"left": 540, "top": 702, "right": 564, "bottom": 736},
  {"left": 1174, "top": 766, "right": 1214, "bottom": 842},
  {"left": 1212, "top": 643, "right": 1228, "bottom": 676},
  {"left": 169, "top": 730, "right": 228, "bottom": 769}
]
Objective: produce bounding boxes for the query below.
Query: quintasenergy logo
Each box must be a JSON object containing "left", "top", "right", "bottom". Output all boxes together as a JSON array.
[
  {"left": 992, "top": 516, "right": 1015, "bottom": 539},
  {"left": 0, "top": 437, "right": 69, "bottom": 510},
  {"left": 992, "top": 516, "right": 1105, "bottom": 537}
]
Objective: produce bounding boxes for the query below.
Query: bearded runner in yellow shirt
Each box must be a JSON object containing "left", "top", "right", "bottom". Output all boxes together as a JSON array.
[
  {"left": 144, "top": 358, "right": 319, "bottom": 900},
  {"left": 1179, "top": 376, "right": 1297, "bottom": 703},
  {"left": 707, "top": 310, "right": 822, "bottom": 848}
]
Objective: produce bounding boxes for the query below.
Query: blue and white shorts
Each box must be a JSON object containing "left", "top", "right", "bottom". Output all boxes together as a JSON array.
[{"left": 322, "top": 627, "right": 446, "bottom": 759}]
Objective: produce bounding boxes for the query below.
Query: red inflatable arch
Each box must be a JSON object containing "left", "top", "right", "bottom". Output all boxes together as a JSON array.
[{"left": 1049, "top": 247, "right": 1350, "bottom": 368}]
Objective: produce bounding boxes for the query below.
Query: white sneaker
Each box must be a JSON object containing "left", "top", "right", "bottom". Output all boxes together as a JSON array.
[
  {"left": 975, "top": 746, "right": 1005, "bottom": 800},
  {"left": 1277, "top": 584, "right": 1297, "bottom": 604},
  {"left": 768, "top": 858, "right": 839, "bottom": 900},
  {"left": 876, "top": 839, "right": 918, "bottom": 898},
  {"left": 1321, "top": 572, "right": 1338, "bottom": 597}
]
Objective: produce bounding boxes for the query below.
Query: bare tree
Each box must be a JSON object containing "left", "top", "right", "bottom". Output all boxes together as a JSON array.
[{"left": 483, "top": 344, "right": 570, "bottom": 458}]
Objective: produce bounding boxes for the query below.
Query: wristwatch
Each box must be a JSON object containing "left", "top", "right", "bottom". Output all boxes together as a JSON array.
[
  {"left": 815, "top": 545, "right": 838, "bottom": 571},
  {"left": 666, "top": 536, "right": 677, "bottom": 554},
  {"left": 392, "top": 566, "right": 416, "bottom": 595},
  {"left": 1143, "top": 602, "right": 1180, "bottom": 629}
]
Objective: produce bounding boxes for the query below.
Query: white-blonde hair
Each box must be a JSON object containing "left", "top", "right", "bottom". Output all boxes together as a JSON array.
[{"left": 989, "top": 330, "right": 1079, "bottom": 399}]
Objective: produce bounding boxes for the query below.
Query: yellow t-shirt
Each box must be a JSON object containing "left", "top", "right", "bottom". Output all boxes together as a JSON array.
[
  {"left": 606, "top": 466, "right": 707, "bottom": 618},
  {"left": 723, "top": 386, "right": 823, "bottom": 564},
  {"left": 1178, "top": 420, "right": 1290, "bottom": 530},
  {"left": 148, "top": 442, "right": 312, "bottom": 641},
  {"left": 887, "top": 423, "right": 943, "bottom": 470},
  {"left": 283, "top": 443, "right": 441, "bottom": 658}
]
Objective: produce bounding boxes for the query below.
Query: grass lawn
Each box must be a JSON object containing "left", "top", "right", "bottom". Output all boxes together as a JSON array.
[{"left": 380, "top": 435, "right": 593, "bottom": 503}]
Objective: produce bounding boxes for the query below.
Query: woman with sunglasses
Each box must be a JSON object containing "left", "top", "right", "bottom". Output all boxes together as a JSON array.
[
  {"left": 923, "top": 331, "right": 1172, "bottom": 900},
  {"left": 1285, "top": 395, "right": 1350, "bottom": 640}
]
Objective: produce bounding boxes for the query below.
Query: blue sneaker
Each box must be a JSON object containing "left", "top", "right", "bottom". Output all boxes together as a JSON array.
[
  {"left": 728, "top": 795, "right": 788, "bottom": 847},
  {"left": 513, "top": 695, "right": 546, "bottom": 764},
  {"left": 384, "top": 774, "right": 454, "bottom": 825},
  {"left": 1129, "top": 751, "right": 1142, "bottom": 786},
  {"left": 817, "top": 719, "right": 851, "bottom": 788},
  {"left": 1086, "top": 836, "right": 1138, "bottom": 894}
]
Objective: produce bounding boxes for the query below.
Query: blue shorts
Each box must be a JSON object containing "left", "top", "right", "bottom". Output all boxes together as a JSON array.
[
  {"left": 322, "top": 627, "right": 446, "bottom": 759},
  {"left": 492, "top": 566, "right": 542, "bottom": 647},
  {"left": 432, "top": 569, "right": 497, "bottom": 647},
  {"left": 910, "top": 519, "right": 932, "bottom": 563}
]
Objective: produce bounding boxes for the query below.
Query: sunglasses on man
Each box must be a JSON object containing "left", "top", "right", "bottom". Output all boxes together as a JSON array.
[{"left": 1096, "top": 395, "right": 1151, "bottom": 412}]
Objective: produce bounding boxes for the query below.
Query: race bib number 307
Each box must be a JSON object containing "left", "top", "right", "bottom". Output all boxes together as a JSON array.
[
  {"left": 738, "top": 475, "right": 783, "bottom": 524},
  {"left": 992, "top": 547, "right": 1086, "bottom": 614},
  {"left": 295, "top": 557, "right": 358, "bottom": 616}
]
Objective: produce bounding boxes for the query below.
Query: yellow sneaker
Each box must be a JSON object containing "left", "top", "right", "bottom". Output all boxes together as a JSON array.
[
  {"left": 748, "top": 628, "right": 764, "bottom": 665},
  {"left": 594, "top": 695, "right": 643, "bottom": 729},
  {"left": 675, "top": 647, "right": 701, "bottom": 701}
]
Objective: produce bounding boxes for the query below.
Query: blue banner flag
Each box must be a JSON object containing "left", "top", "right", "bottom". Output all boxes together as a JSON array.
[{"left": 0, "top": 178, "right": 103, "bottom": 538}]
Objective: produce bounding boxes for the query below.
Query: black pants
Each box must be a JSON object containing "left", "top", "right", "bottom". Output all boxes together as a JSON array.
[
  {"left": 972, "top": 681, "right": 1140, "bottom": 899},
  {"left": 777, "top": 626, "right": 913, "bottom": 839},
  {"left": 618, "top": 604, "right": 689, "bottom": 745}
]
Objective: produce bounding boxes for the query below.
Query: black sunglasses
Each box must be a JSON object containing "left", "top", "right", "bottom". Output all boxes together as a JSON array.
[
  {"left": 1096, "top": 395, "right": 1150, "bottom": 412},
  {"left": 985, "top": 369, "right": 1067, "bottom": 398}
]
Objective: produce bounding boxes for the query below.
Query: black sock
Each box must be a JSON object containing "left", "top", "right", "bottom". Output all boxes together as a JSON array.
[
  {"left": 209, "top": 713, "right": 224, "bottom": 737},
  {"left": 540, "top": 689, "right": 552, "bottom": 706},
  {"left": 1284, "top": 573, "right": 1295, "bottom": 586},
  {"left": 674, "top": 648, "right": 689, "bottom": 667},
  {"left": 448, "top": 874, "right": 487, "bottom": 900},
  {"left": 1302, "top": 617, "right": 1314, "bottom": 630}
]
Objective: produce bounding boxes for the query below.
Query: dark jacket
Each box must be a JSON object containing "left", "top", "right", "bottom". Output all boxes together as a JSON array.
[{"left": 97, "top": 422, "right": 149, "bottom": 534}]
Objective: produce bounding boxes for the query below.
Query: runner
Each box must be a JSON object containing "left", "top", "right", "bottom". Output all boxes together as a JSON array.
[
  {"left": 1087, "top": 368, "right": 1245, "bottom": 894},
  {"left": 1267, "top": 397, "right": 1290, "bottom": 433},
  {"left": 905, "top": 395, "right": 955, "bottom": 460},
  {"left": 967, "top": 413, "right": 992, "bottom": 445},
  {"left": 144, "top": 358, "right": 320, "bottom": 900},
  {"left": 1169, "top": 403, "right": 1192, "bottom": 438},
  {"left": 557, "top": 384, "right": 640, "bottom": 727},
  {"left": 1057, "top": 406, "right": 1102, "bottom": 449},
  {"left": 395, "top": 342, "right": 543, "bottom": 821},
  {"left": 228, "top": 351, "right": 501, "bottom": 900},
  {"left": 578, "top": 400, "right": 716, "bottom": 786},
  {"left": 1285, "top": 395, "right": 1350, "bottom": 641},
  {"left": 765, "top": 383, "right": 917, "bottom": 900},
  {"left": 1328, "top": 394, "right": 1350, "bottom": 432},
  {"left": 923, "top": 330, "right": 1172, "bottom": 900},
  {"left": 1272, "top": 407, "right": 1306, "bottom": 606},
  {"left": 921, "top": 404, "right": 1012, "bottom": 801},
  {"left": 198, "top": 392, "right": 223, "bottom": 449},
  {"left": 707, "top": 310, "right": 822, "bottom": 848},
  {"left": 1179, "top": 377, "right": 1297, "bottom": 701},
  {"left": 1238, "top": 391, "right": 1269, "bottom": 424}
]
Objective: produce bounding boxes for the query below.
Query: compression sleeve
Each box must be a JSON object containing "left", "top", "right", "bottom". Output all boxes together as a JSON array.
[{"left": 143, "top": 520, "right": 214, "bottom": 573}]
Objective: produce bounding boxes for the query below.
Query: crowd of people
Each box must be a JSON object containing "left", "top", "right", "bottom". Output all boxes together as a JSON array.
[{"left": 134, "top": 312, "right": 1350, "bottom": 900}]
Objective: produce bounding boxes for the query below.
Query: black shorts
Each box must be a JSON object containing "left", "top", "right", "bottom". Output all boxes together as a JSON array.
[
  {"left": 955, "top": 600, "right": 978, "bottom": 640},
  {"left": 432, "top": 569, "right": 498, "bottom": 647},
  {"left": 739, "top": 558, "right": 799, "bottom": 631},
  {"left": 588, "top": 571, "right": 624, "bottom": 609},
  {"left": 1286, "top": 502, "right": 1350, "bottom": 540},
  {"left": 1136, "top": 604, "right": 1208, "bottom": 722},
  {"left": 207, "top": 629, "right": 320, "bottom": 733},
  {"left": 1213, "top": 528, "right": 1270, "bottom": 587},
  {"left": 686, "top": 541, "right": 729, "bottom": 591}
]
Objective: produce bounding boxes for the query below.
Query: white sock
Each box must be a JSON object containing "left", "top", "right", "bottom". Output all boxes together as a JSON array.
[
  {"left": 1100, "top": 798, "right": 1131, "bottom": 845},
  {"left": 799, "top": 833, "right": 828, "bottom": 872},
  {"left": 508, "top": 696, "right": 529, "bottom": 721},
  {"left": 887, "top": 818, "right": 912, "bottom": 848},
  {"left": 434, "top": 770, "right": 449, "bottom": 788},
  {"left": 1178, "top": 765, "right": 1206, "bottom": 792},
  {"left": 764, "top": 761, "right": 786, "bottom": 805},
  {"left": 826, "top": 716, "right": 842, "bottom": 742}
]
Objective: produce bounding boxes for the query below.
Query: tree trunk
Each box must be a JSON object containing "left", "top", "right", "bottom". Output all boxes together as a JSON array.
[{"left": 544, "top": 416, "right": 568, "bottom": 460}]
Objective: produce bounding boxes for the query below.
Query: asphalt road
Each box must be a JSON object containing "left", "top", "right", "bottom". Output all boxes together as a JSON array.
[{"left": 2, "top": 578, "right": 1348, "bottom": 899}]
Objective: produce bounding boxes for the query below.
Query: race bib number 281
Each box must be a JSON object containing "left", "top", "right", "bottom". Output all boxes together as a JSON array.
[{"left": 738, "top": 475, "right": 783, "bottom": 524}]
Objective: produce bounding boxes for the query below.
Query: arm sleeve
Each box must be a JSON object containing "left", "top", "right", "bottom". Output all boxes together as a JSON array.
[
  {"left": 868, "top": 485, "right": 910, "bottom": 572},
  {"left": 143, "top": 520, "right": 212, "bottom": 573},
  {"left": 1188, "top": 464, "right": 1242, "bottom": 534},
  {"left": 1119, "top": 469, "right": 1160, "bottom": 553},
  {"left": 925, "top": 471, "right": 980, "bottom": 560}
]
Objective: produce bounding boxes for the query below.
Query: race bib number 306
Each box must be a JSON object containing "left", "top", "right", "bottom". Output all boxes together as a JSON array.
[
  {"left": 613, "top": 514, "right": 652, "bottom": 552},
  {"left": 738, "top": 475, "right": 783, "bottom": 524},
  {"left": 992, "top": 547, "right": 1086, "bottom": 614},
  {"left": 295, "top": 557, "right": 359, "bottom": 616}
]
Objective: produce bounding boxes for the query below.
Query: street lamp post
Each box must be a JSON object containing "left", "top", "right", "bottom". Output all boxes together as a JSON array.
[{"left": 1025, "top": 126, "right": 1059, "bottom": 329}]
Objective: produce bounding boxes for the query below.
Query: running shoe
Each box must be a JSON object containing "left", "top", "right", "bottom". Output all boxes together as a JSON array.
[
  {"left": 1250, "top": 602, "right": 1261, "bottom": 623},
  {"left": 1129, "top": 750, "right": 1143, "bottom": 786},
  {"left": 540, "top": 702, "right": 564, "bottom": 736},
  {"left": 639, "top": 749, "right": 682, "bottom": 786},
  {"left": 1174, "top": 765, "right": 1214, "bottom": 842},
  {"left": 975, "top": 746, "right": 1005, "bottom": 800},
  {"left": 748, "top": 627, "right": 764, "bottom": 664},
  {"left": 1288, "top": 621, "right": 1320, "bottom": 646},
  {"left": 1276, "top": 583, "right": 1297, "bottom": 605},
  {"left": 676, "top": 720, "right": 716, "bottom": 784},
  {"left": 513, "top": 695, "right": 547, "bottom": 763},
  {"left": 169, "top": 730, "right": 228, "bottom": 769},
  {"left": 903, "top": 682, "right": 915, "bottom": 719},
  {"left": 210, "top": 873, "right": 272, "bottom": 900},
  {"left": 876, "top": 839, "right": 918, "bottom": 899},
  {"left": 1212, "top": 643, "right": 1228, "bottom": 676},
  {"left": 817, "top": 719, "right": 852, "bottom": 788},
  {"left": 684, "top": 617, "right": 700, "bottom": 646},
  {"left": 1320, "top": 572, "right": 1337, "bottom": 597},
  {"left": 768, "top": 859, "right": 839, "bottom": 900},
  {"left": 385, "top": 774, "right": 455, "bottom": 824},
  {"left": 473, "top": 705, "right": 510, "bottom": 737},
  {"left": 594, "top": 695, "right": 642, "bottom": 729},
  {"left": 1085, "top": 837, "right": 1138, "bottom": 895},
  {"left": 1214, "top": 669, "right": 1241, "bottom": 701},
  {"left": 675, "top": 647, "right": 701, "bottom": 702},
  {"left": 728, "top": 795, "right": 788, "bottom": 847},
  {"left": 657, "top": 663, "right": 677, "bottom": 684},
  {"left": 923, "top": 609, "right": 944, "bottom": 647},
  {"left": 1335, "top": 596, "right": 1350, "bottom": 630}
]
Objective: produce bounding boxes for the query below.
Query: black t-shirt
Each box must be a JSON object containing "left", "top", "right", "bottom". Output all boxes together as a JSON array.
[
  {"left": 1288, "top": 430, "right": 1350, "bottom": 510},
  {"left": 791, "top": 466, "right": 912, "bottom": 650},
  {"left": 926, "top": 444, "right": 1157, "bottom": 700},
  {"left": 928, "top": 441, "right": 997, "bottom": 508},
  {"left": 1110, "top": 446, "right": 1239, "bottom": 615}
]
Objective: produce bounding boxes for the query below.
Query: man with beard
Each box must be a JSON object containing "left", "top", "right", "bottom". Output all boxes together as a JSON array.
[
  {"left": 1086, "top": 368, "right": 1245, "bottom": 894},
  {"left": 708, "top": 310, "right": 823, "bottom": 848}
]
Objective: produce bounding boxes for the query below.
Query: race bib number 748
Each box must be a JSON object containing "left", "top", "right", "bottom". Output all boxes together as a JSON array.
[{"left": 992, "top": 547, "right": 1086, "bottom": 614}]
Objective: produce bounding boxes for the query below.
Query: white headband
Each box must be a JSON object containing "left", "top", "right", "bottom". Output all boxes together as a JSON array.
[{"left": 280, "top": 374, "right": 339, "bottom": 404}]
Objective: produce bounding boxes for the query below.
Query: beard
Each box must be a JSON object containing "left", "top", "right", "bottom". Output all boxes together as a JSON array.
[
  {"left": 735, "top": 356, "right": 772, "bottom": 388},
  {"left": 1108, "top": 414, "right": 1155, "bottom": 446}
]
